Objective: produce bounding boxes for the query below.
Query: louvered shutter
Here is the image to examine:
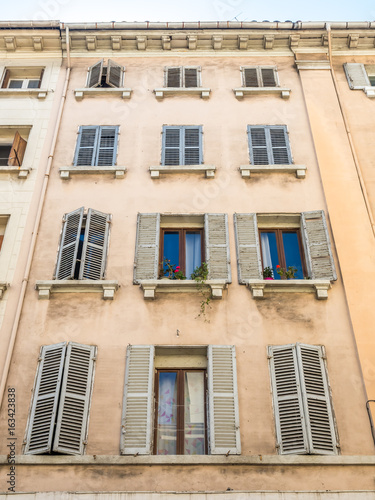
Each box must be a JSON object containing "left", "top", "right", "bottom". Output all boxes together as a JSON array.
[
  {"left": 55, "top": 207, "right": 84, "bottom": 280},
  {"left": 162, "top": 127, "right": 181, "bottom": 165},
  {"left": 268, "top": 344, "right": 309, "bottom": 454},
  {"left": 248, "top": 126, "right": 270, "bottom": 164},
  {"left": 208, "top": 345, "right": 240, "bottom": 455},
  {"left": 269, "top": 127, "right": 292, "bottom": 164},
  {"left": 106, "top": 59, "right": 124, "bottom": 88},
  {"left": 344, "top": 63, "right": 370, "bottom": 89},
  {"left": 301, "top": 211, "right": 336, "bottom": 281},
  {"left": 87, "top": 60, "right": 103, "bottom": 88},
  {"left": 184, "top": 67, "right": 199, "bottom": 87},
  {"left": 233, "top": 213, "right": 262, "bottom": 282},
  {"left": 96, "top": 127, "right": 118, "bottom": 166},
  {"left": 184, "top": 127, "right": 202, "bottom": 165},
  {"left": 24, "top": 343, "right": 67, "bottom": 455},
  {"left": 53, "top": 343, "right": 96, "bottom": 455},
  {"left": 243, "top": 68, "right": 259, "bottom": 87},
  {"left": 79, "top": 209, "right": 110, "bottom": 280},
  {"left": 74, "top": 126, "right": 100, "bottom": 166},
  {"left": 261, "top": 68, "right": 277, "bottom": 87},
  {"left": 297, "top": 344, "right": 337, "bottom": 455},
  {"left": 1, "top": 69, "right": 10, "bottom": 88},
  {"left": 166, "top": 67, "right": 181, "bottom": 87},
  {"left": 205, "top": 213, "right": 231, "bottom": 282},
  {"left": 8, "top": 131, "right": 27, "bottom": 167},
  {"left": 133, "top": 213, "right": 160, "bottom": 283},
  {"left": 121, "top": 345, "right": 155, "bottom": 455}
]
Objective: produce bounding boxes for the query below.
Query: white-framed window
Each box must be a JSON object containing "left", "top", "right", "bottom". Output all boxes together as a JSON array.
[
  {"left": 164, "top": 66, "right": 201, "bottom": 88},
  {"left": 0, "top": 129, "right": 28, "bottom": 167},
  {"left": 1, "top": 67, "right": 44, "bottom": 89},
  {"left": 241, "top": 66, "right": 278, "bottom": 87}
]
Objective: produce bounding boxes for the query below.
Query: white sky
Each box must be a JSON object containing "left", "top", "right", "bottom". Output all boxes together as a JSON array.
[{"left": 1, "top": 0, "right": 374, "bottom": 23}]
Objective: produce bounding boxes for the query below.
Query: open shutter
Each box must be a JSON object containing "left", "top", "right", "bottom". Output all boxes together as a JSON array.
[
  {"left": 183, "top": 126, "right": 202, "bottom": 165},
  {"left": 301, "top": 210, "right": 336, "bottom": 281},
  {"left": 55, "top": 207, "right": 84, "bottom": 280},
  {"left": 248, "top": 126, "right": 270, "bottom": 164},
  {"left": 269, "top": 126, "right": 292, "bottom": 164},
  {"left": 74, "top": 126, "right": 100, "bottom": 166},
  {"left": 162, "top": 126, "right": 182, "bottom": 165},
  {"left": 8, "top": 131, "right": 27, "bottom": 167},
  {"left": 243, "top": 68, "right": 259, "bottom": 87},
  {"left": 133, "top": 213, "right": 160, "bottom": 283},
  {"left": 121, "top": 345, "right": 155, "bottom": 455},
  {"left": 96, "top": 126, "right": 118, "bottom": 166},
  {"left": 233, "top": 213, "right": 262, "bottom": 282},
  {"left": 53, "top": 343, "right": 96, "bottom": 455},
  {"left": 87, "top": 60, "right": 103, "bottom": 88},
  {"left": 268, "top": 344, "right": 309, "bottom": 455},
  {"left": 184, "top": 67, "right": 199, "bottom": 87},
  {"left": 205, "top": 213, "right": 231, "bottom": 282},
  {"left": 208, "top": 345, "right": 240, "bottom": 455},
  {"left": 261, "top": 67, "right": 277, "bottom": 87},
  {"left": 1, "top": 69, "right": 10, "bottom": 88},
  {"left": 344, "top": 63, "right": 370, "bottom": 89},
  {"left": 297, "top": 344, "right": 337, "bottom": 455},
  {"left": 24, "top": 343, "right": 66, "bottom": 455},
  {"left": 79, "top": 209, "right": 110, "bottom": 280},
  {"left": 106, "top": 59, "right": 124, "bottom": 88},
  {"left": 166, "top": 67, "right": 181, "bottom": 87}
]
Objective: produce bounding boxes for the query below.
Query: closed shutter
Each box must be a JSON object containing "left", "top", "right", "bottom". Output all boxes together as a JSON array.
[
  {"left": 87, "top": 60, "right": 103, "bottom": 88},
  {"left": 96, "top": 126, "right": 118, "bottom": 166},
  {"left": 301, "top": 211, "right": 336, "bottom": 281},
  {"left": 8, "top": 131, "right": 27, "bottom": 167},
  {"left": 106, "top": 59, "right": 124, "bottom": 88},
  {"left": 166, "top": 67, "right": 181, "bottom": 87},
  {"left": 133, "top": 213, "right": 160, "bottom": 283},
  {"left": 233, "top": 213, "right": 262, "bottom": 282},
  {"left": 1, "top": 69, "right": 10, "bottom": 88},
  {"left": 53, "top": 343, "right": 96, "bottom": 455},
  {"left": 55, "top": 207, "right": 84, "bottom": 280},
  {"left": 24, "top": 343, "right": 67, "bottom": 455},
  {"left": 269, "top": 127, "right": 292, "bottom": 164},
  {"left": 261, "top": 68, "right": 277, "bottom": 87},
  {"left": 344, "top": 63, "right": 370, "bottom": 89},
  {"left": 184, "top": 127, "right": 202, "bottom": 165},
  {"left": 162, "top": 127, "right": 181, "bottom": 165},
  {"left": 121, "top": 345, "right": 155, "bottom": 455},
  {"left": 79, "top": 209, "right": 111, "bottom": 280},
  {"left": 205, "top": 213, "right": 231, "bottom": 282},
  {"left": 184, "top": 67, "right": 199, "bottom": 87},
  {"left": 248, "top": 126, "right": 292, "bottom": 165},
  {"left": 74, "top": 126, "right": 99, "bottom": 166},
  {"left": 208, "top": 345, "right": 240, "bottom": 455},
  {"left": 248, "top": 126, "right": 269, "bottom": 164},
  {"left": 243, "top": 68, "right": 259, "bottom": 87}
]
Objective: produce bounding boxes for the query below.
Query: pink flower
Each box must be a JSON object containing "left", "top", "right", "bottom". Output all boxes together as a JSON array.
[
  {"left": 276, "top": 265, "right": 281, "bottom": 268},
  {"left": 176, "top": 266, "right": 180, "bottom": 270}
]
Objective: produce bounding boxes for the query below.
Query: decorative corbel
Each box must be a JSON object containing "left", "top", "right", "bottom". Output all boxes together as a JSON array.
[
  {"left": 213, "top": 35, "right": 223, "bottom": 50},
  {"left": 111, "top": 36, "right": 121, "bottom": 50},
  {"left": 264, "top": 35, "right": 274, "bottom": 50},
  {"left": 238, "top": 35, "right": 248, "bottom": 50},
  {"left": 33, "top": 37, "right": 43, "bottom": 51},
  {"left": 289, "top": 34, "right": 300, "bottom": 48},
  {"left": 348, "top": 34, "right": 359, "bottom": 49},
  {"left": 4, "top": 37, "right": 16, "bottom": 51},
  {"left": 136, "top": 36, "right": 147, "bottom": 50},
  {"left": 321, "top": 34, "right": 329, "bottom": 46},
  {"left": 86, "top": 36, "right": 97, "bottom": 51},
  {"left": 162, "top": 35, "right": 171, "bottom": 50},
  {"left": 188, "top": 35, "right": 197, "bottom": 50}
]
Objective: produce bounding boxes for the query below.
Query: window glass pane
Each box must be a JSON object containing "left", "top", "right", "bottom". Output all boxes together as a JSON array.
[
  {"left": 163, "top": 232, "right": 180, "bottom": 274},
  {"left": 156, "top": 372, "right": 178, "bottom": 455},
  {"left": 369, "top": 75, "right": 375, "bottom": 86},
  {"left": 282, "top": 232, "right": 304, "bottom": 278},
  {"left": 184, "top": 371, "right": 205, "bottom": 455},
  {"left": 260, "top": 232, "right": 280, "bottom": 279},
  {"left": 185, "top": 232, "right": 201, "bottom": 278},
  {"left": 28, "top": 80, "right": 40, "bottom": 89},
  {"left": 8, "top": 80, "right": 23, "bottom": 88}
]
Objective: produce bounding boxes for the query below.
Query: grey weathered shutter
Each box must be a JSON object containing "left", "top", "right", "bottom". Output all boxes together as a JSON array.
[
  {"left": 134, "top": 213, "right": 160, "bottom": 283},
  {"left": 96, "top": 126, "right": 118, "bottom": 166},
  {"left": 208, "top": 345, "right": 240, "bottom": 455},
  {"left": 74, "top": 126, "right": 99, "bottom": 166},
  {"left": 24, "top": 343, "right": 67, "bottom": 455},
  {"left": 269, "top": 126, "right": 292, "bottom": 164},
  {"left": 233, "top": 213, "right": 262, "bottom": 282},
  {"left": 162, "top": 126, "right": 181, "bottom": 165},
  {"left": 243, "top": 68, "right": 259, "bottom": 87},
  {"left": 344, "top": 63, "right": 370, "bottom": 89},
  {"left": 184, "top": 67, "right": 198, "bottom": 87},
  {"left": 55, "top": 207, "right": 84, "bottom": 280},
  {"left": 248, "top": 126, "right": 269, "bottom": 164},
  {"left": 204, "top": 213, "right": 231, "bottom": 282},
  {"left": 166, "top": 67, "right": 181, "bottom": 87},
  {"left": 268, "top": 344, "right": 309, "bottom": 455},
  {"left": 121, "top": 345, "right": 155, "bottom": 455},
  {"left": 87, "top": 60, "right": 104, "bottom": 88},
  {"left": 79, "top": 209, "right": 111, "bottom": 280},
  {"left": 261, "top": 67, "right": 277, "bottom": 87},
  {"left": 184, "top": 126, "right": 202, "bottom": 165},
  {"left": 53, "top": 343, "right": 96, "bottom": 455},
  {"left": 106, "top": 59, "right": 124, "bottom": 88},
  {"left": 301, "top": 211, "right": 336, "bottom": 281},
  {"left": 297, "top": 344, "right": 337, "bottom": 455}
]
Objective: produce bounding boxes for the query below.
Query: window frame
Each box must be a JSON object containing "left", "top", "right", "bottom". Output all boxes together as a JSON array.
[
  {"left": 241, "top": 66, "right": 279, "bottom": 87},
  {"left": 160, "top": 227, "right": 204, "bottom": 278},
  {"left": 86, "top": 59, "right": 125, "bottom": 89},
  {"left": 247, "top": 125, "right": 293, "bottom": 165},
  {"left": 164, "top": 66, "right": 202, "bottom": 88},
  {"left": 161, "top": 125, "right": 203, "bottom": 166},
  {"left": 73, "top": 125, "right": 119, "bottom": 167},
  {"left": 1, "top": 67, "right": 44, "bottom": 89}
]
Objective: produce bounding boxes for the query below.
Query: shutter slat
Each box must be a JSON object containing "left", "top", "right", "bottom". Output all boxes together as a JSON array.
[
  {"left": 106, "top": 59, "right": 124, "bottom": 88},
  {"left": 234, "top": 213, "right": 262, "bottom": 282},
  {"left": 261, "top": 68, "right": 277, "bottom": 87},
  {"left": 163, "top": 127, "right": 181, "bottom": 165},
  {"left": 80, "top": 209, "right": 110, "bottom": 280},
  {"left": 184, "top": 128, "right": 201, "bottom": 165},
  {"left": 344, "top": 63, "right": 370, "bottom": 89},
  {"left": 134, "top": 213, "right": 160, "bottom": 283},
  {"left": 184, "top": 68, "right": 198, "bottom": 88},
  {"left": 248, "top": 127, "right": 269, "bottom": 164},
  {"left": 167, "top": 67, "right": 181, "bottom": 87},
  {"left": 87, "top": 60, "right": 103, "bottom": 88},
  {"left": 270, "top": 128, "right": 291, "bottom": 164},
  {"left": 205, "top": 214, "right": 231, "bottom": 282},
  {"left": 244, "top": 68, "right": 259, "bottom": 87},
  {"left": 75, "top": 127, "right": 99, "bottom": 166},
  {"left": 55, "top": 207, "right": 84, "bottom": 280},
  {"left": 96, "top": 127, "right": 118, "bottom": 166}
]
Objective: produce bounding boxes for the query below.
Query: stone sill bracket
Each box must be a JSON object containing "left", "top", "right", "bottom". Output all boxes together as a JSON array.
[
  {"left": 149, "top": 165, "right": 215, "bottom": 179},
  {"left": 139, "top": 279, "right": 227, "bottom": 300},
  {"left": 154, "top": 88, "right": 211, "bottom": 99},
  {"left": 245, "top": 279, "right": 331, "bottom": 300},
  {"left": 240, "top": 165, "right": 306, "bottom": 179},
  {"left": 0, "top": 167, "right": 30, "bottom": 178},
  {"left": 234, "top": 87, "right": 291, "bottom": 99},
  {"left": 35, "top": 280, "right": 119, "bottom": 300},
  {"left": 74, "top": 88, "right": 132, "bottom": 100},
  {"left": 59, "top": 166, "right": 126, "bottom": 179}
]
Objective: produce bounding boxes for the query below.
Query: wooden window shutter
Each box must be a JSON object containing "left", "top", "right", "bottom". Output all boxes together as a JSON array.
[
  {"left": 87, "top": 60, "right": 104, "bottom": 88},
  {"left": 55, "top": 207, "right": 84, "bottom": 280},
  {"left": 162, "top": 126, "right": 182, "bottom": 165},
  {"left": 166, "top": 67, "right": 181, "bottom": 87},
  {"left": 74, "top": 126, "right": 100, "bottom": 166},
  {"left": 79, "top": 209, "right": 111, "bottom": 280},
  {"left": 96, "top": 126, "right": 118, "bottom": 166},
  {"left": 243, "top": 68, "right": 259, "bottom": 87},
  {"left": 121, "top": 345, "right": 155, "bottom": 455},
  {"left": 208, "top": 345, "right": 241, "bottom": 455},
  {"left": 184, "top": 67, "right": 199, "bottom": 88},
  {"left": 247, "top": 126, "right": 270, "bottom": 164},
  {"left": 204, "top": 213, "right": 231, "bottom": 282},
  {"left": 261, "top": 68, "right": 277, "bottom": 87},
  {"left": 37, "top": 68, "right": 44, "bottom": 89},
  {"left": 269, "top": 126, "right": 292, "bottom": 164},
  {"left": 183, "top": 126, "right": 202, "bottom": 165},
  {"left": 24, "top": 343, "right": 67, "bottom": 455},
  {"left": 344, "top": 63, "right": 370, "bottom": 89},
  {"left": 1, "top": 69, "right": 10, "bottom": 88},
  {"left": 133, "top": 213, "right": 160, "bottom": 283},
  {"left": 106, "top": 59, "right": 124, "bottom": 88},
  {"left": 53, "top": 343, "right": 96, "bottom": 455},
  {"left": 233, "top": 213, "right": 262, "bottom": 282},
  {"left": 301, "top": 210, "right": 336, "bottom": 281},
  {"left": 8, "top": 131, "right": 27, "bottom": 167}
]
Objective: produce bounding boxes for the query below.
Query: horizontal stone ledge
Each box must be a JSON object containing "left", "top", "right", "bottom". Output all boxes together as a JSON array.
[
  {"left": 154, "top": 87, "right": 211, "bottom": 99},
  {"left": 0, "top": 166, "right": 30, "bottom": 178},
  {"left": 240, "top": 164, "right": 306, "bottom": 179},
  {"left": 234, "top": 87, "right": 291, "bottom": 99},
  {"left": 35, "top": 280, "right": 119, "bottom": 300},
  {"left": 245, "top": 279, "right": 332, "bottom": 300},
  {"left": 59, "top": 166, "right": 126, "bottom": 179},
  {"left": 149, "top": 165, "right": 215, "bottom": 178},
  {"left": 139, "top": 279, "right": 227, "bottom": 300},
  {"left": 74, "top": 88, "right": 132, "bottom": 100},
  {"left": 0, "top": 88, "right": 48, "bottom": 99}
]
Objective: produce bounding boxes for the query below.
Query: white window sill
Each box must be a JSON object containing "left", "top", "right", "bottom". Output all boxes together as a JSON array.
[
  {"left": 154, "top": 88, "right": 211, "bottom": 99},
  {"left": 0, "top": 166, "right": 30, "bottom": 178},
  {"left": 240, "top": 165, "right": 306, "bottom": 179},
  {"left": 0, "top": 89, "right": 48, "bottom": 99},
  {"left": 139, "top": 279, "right": 227, "bottom": 300},
  {"left": 233, "top": 87, "right": 291, "bottom": 99},
  {"left": 74, "top": 88, "right": 132, "bottom": 100},
  {"left": 149, "top": 165, "right": 215, "bottom": 179},
  {"left": 59, "top": 166, "right": 126, "bottom": 179},
  {"left": 245, "top": 279, "right": 331, "bottom": 300},
  {"left": 364, "top": 86, "right": 375, "bottom": 98},
  {"left": 35, "top": 280, "right": 119, "bottom": 300}
]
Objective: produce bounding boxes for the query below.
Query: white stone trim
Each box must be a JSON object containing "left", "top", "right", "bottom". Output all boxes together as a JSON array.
[
  {"left": 153, "top": 87, "right": 211, "bottom": 99},
  {"left": 240, "top": 165, "right": 306, "bottom": 179},
  {"left": 35, "top": 280, "right": 119, "bottom": 300},
  {"left": 74, "top": 88, "right": 132, "bottom": 100},
  {"left": 139, "top": 279, "right": 226, "bottom": 300},
  {"left": 59, "top": 166, "right": 126, "bottom": 179},
  {"left": 0, "top": 88, "right": 48, "bottom": 99},
  {"left": 234, "top": 87, "right": 291, "bottom": 99},
  {"left": 0, "top": 166, "right": 30, "bottom": 178},
  {"left": 150, "top": 165, "right": 215, "bottom": 179},
  {"left": 245, "top": 279, "right": 331, "bottom": 300}
]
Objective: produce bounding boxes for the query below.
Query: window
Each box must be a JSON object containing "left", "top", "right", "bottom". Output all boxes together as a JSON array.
[
  {"left": 1, "top": 67, "right": 44, "bottom": 89},
  {"left": 344, "top": 63, "right": 375, "bottom": 97},
  {"left": 73, "top": 126, "right": 119, "bottom": 167},
  {"left": 54, "top": 207, "right": 111, "bottom": 280},
  {"left": 268, "top": 343, "right": 338, "bottom": 455},
  {"left": 161, "top": 227, "right": 203, "bottom": 278},
  {"left": 162, "top": 126, "right": 202, "bottom": 166},
  {"left": 247, "top": 126, "right": 292, "bottom": 165},
  {"left": 0, "top": 130, "right": 27, "bottom": 167},
  {"left": 120, "top": 345, "right": 240, "bottom": 456},
  {"left": 165, "top": 67, "right": 201, "bottom": 88},
  {"left": 24, "top": 342, "right": 96, "bottom": 455},
  {"left": 86, "top": 59, "right": 124, "bottom": 88},
  {"left": 241, "top": 66, "right": 278, "bottom": 87}
]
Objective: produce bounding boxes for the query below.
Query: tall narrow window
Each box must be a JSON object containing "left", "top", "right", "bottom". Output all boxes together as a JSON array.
[
  {"left": 162, "top": 126, "right": 202, "bottom": 166},
  {"left": 161, "top": 228, "right": 203, "bottom": 278},
  {"left": 0, "top": 131, "right": 27, "bottom": 167}
]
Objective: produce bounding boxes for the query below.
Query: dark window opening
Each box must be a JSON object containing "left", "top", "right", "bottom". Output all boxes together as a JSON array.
[{"left": 0, "top": 145, "right": 12, "bottom": 166}]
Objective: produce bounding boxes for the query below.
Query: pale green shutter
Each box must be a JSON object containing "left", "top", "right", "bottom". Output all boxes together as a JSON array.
[
  {"left": 87, "top": 60, "right": 103, "bottom": 88},
  {"left": 207, "top": 345, "right": 241, "bottom": 455},
  {"left": 121, "top": 345, "right": 155, "bottom": 455},
  {"left": 79, "top": 209, "right": 111, "bottom": 280},
  {"left": 106, "top": 59, "right": 124, "bottom": 88},
  {"left": 344, "top": 63, "right": 370, "bottom": 89},
  {"left": 233, "top": 213, "right": 262, "bottom": 282},
  {"left": 247, "top": 126, "right": 269, "bottom": 164},
  {"left": 133, "top": 213, "right": 160, "bottom": 283},
  {"left": 55, "top": 207, "right": 84, "bottom": 280},
  {"left": 204, "top": 213, "right": 231, "bottom": 282},
  {"left": 269, "top": 127, "right": 292, "bottom": 164},
  {"left": 162, "top": 127, "right": 181, "bottom": 165},
  {"left": 184, "top": 127, "right": 202, "bottom": 165},
  {"left": 96, "top": 127, "right": 118, "bottom": 166}
]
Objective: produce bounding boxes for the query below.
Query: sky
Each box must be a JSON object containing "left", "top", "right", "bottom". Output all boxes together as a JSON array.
[{"left": 1, "top": 0, "right": 374, "bottom": 23}]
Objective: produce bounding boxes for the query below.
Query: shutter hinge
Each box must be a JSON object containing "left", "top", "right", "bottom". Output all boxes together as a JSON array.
[
  {"left": 83, "top": 439, "right": 88, "bottom": 445},
  {"left": 225, "top": 450, "right": 230, "bottom": 457},
  {"left": 267, "top": 355, "right": 272, "bottom": 359}
]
